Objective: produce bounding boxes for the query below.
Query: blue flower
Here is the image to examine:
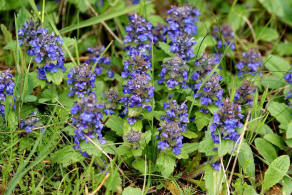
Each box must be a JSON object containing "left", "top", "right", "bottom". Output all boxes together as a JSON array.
[
  {"left": 20, "top": 111, "right": 42, "bottom": 133},
  {"left": 0, "top": 70, "right": 15, "bottom": 116},
  {"left": 284, "top": 70, "right": 292, "bottom": 85},
  {"left": 18, "top": 19, "right": 66, "bottom": 82},
  {"left": 212, "top": 23, "right": 235, "bottom": 51},
  {"left": 165, "top": 5, "right": 200, "bottom": 60},
  {"left": 67, "top": 63, "right": 95, "bottom": 98},
  {"left": 236, "top": 49, "right": 262, "bottom": 77},
  {"left": 209, "top": 99, "right": 243, "bottom": 144},
  {"left": 86, "top": 46, "right": 113, "bottom": 78},
  {"left": 159, "top": 55, "right": 188, "bottom": 89},
  {"left": 71, "top": 94, "right": 106, "bottom": 151},
  {"left": 234, "top": 80, "right": 256, "bottom": 106},
  {"left": 158, "top": 100, "right": 188, "bottom": 155}
]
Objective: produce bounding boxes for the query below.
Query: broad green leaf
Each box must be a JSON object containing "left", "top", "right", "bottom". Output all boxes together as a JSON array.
[
  {"left": 262, "top": 155, "right": 290, "bottom": 193},
  {"left": 122, "top": 187, "right": 142, "bottom": 195},
  {"left": 238, "top": 141, "right": 255, "bottom": 178},
  {"left": 255, "top": 138, "right": 277, "bottom": 163},
  {"left": 193, "top": 35, "right": 216, "bottom": 56},
  {"left": 50, "top": 145, "right": 84, "bottom": 167},
  {"left": 0, "top": 0, "right": 29, "bottom": 11},
  {"left": 255, "top": 27, "right": 279, "bottom": 41},
  {"left": 104, "top": 171, "right": 122, "bottom": 192},
  {"left": 267, "top": 101, "right": 292, "bottom": 129},
  {"left": 106, "top": 115, "right": 124, "bottom": 136},
  {"left": 228, "top": 5, "right": 249, "bottom": 31},
  {"left": 259, "top": 0, "right": 292, "bottom": 26},
  {"left": 218, "top": 139, "right": 234, "bottom": 156},
  {"left": 264, "top": 55, "right": 291, "bottom": 79},
  {"left": 195, "top": 111, "right": 211, "bottom": 131},
  {"left": 182, "top": 130, "right": 198, "bottom": 139},
  {"left": 287, "top": 121, "right": 292, "bottom": 139},
  {"left": 177, "top": 143, "right": 198, "bottom": 159},
  {"left": 261, "top": 76, "right": 285, "bottom": 89},
  {"left": 45, "top": 70, "right": 64, "bottom": 85},
  {"left": 276, "top": 42, "right": 292, "bottom": 56},
  {"left": 158, "top": 42, "right": 173, "bottom": 56},
  {"left": 198, "top": 132, "right": 216, "bottom": 156},
  {"left": 264, "top": 133, "right": 286, "bottom": 150},
  {"left": 132, "top": 158, "right": 146, "bottom": 174},
  {"left": 156, "top": 152, "right": 176, "bottom": 177},
  {"left": 60, "top": 4, "right": 141, "bottom": 33}
]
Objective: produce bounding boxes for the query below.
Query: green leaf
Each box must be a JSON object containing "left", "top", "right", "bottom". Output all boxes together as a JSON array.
[
  {"left": 264, "top": 133, "right": 286, "bottom": 150},
  {"left": 264, "top": 55, "right": 291, "bottom": 79},
  {"left": 238, "top": 141, "right": 255, "bottom": 178},
  {"left": 0, "top": 0, "right": 29, "bottom": 11},
  {"left": 122, "top": 187, "right": 142, "bottom": 195},
  {"left": 104, "top": 171, "right": 122, "bottom": 192},
  {"left": 60, "top": 4, "right": 142, "bottom": 33},
  {"left": 262, "top": 155, "right": 290, "bottom": 193},
  {"left": 228, "top": 5, "right": 249, "bottom": 31},
  {"left": 267, "top": 101, "right": 292, "bottom": 129},
  {"left": 198, "top": 132, "right": 216, "bottom": 156},
  {"left": 195, "top": 111, "right": 211, "bottom": 131},
  {"left": 158, "top": 42, "right": 173, "bottom": 56},
  {"left": 255, "top": 138, "right": 277, "bottom": 163},
  {"left": 177, "top": 143, "right": 198, "bottom": 159},
  {"left": 50, "top": 145, "right": 84, "bottom": 167},
  {"left": 261, "top": 76, "right": 285, "bottom": 89},
  {"left": 255, "top": 27, "right": 279, "bottom": 41},
  {"left": 218, "top": 139, "right": 234, "bottom": 156},
  {"left": 156, "top": 152, "right": 176, "bottom": 177},
  {"left": 259, "top": 0, "right": 292, "bottom": 26},
  {"left": 287, "top": 122, "right": 292, "bottom": 139},
  {"left": 182, "top": 130, "right": 198, "bottom": 139},
  {"left": 132, "top": 158, "right": 146, "bottom": 174},
  {"left": 106, "top": 115, "right": 124, "bottom": 136},
  {"left": 8, "top": 111, "right": 18, "bottom": 130},
  {"left": 45, "top": 70, "right": 64, "bottom": 85},
  {"left": 275, "top": 42, "right": 292, "bottom": 56}
]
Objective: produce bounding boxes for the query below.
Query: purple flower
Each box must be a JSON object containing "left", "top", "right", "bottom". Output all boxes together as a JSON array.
[
  {"left": 236, "top": 49, "right": 262, "bottom": 77},
  {"left": 234, "top": 80, "right": 256, "bottom": 106},
  {"left": 20, "top": 111, "right": 40, "bottom": 133},
  {"left": 18, "top": 19, "right": 66, "bottom": 82},
  {"left": 157, "top": 100, "right": 188, "bottom": 155},
  {"left": 0, "top": 70, "right": 15, "bottom": 116},
  {"left": 211, "top": 161, "right": 221, "bottom": 171},
  {"left": 159, "top": 55, "right": 188, "bottom": 89},
  {"left": 212, "top": 23, "right": 235, "bottom": 51},
  {"left": 71, "top": 94, "right": 105, "bottom": 151},
  {"left": 164, "top": 5, "right": 200, "bottom": 60},
  {"left": 85, "top": 46, "right": 113, "bottom": 78},
  {"left": 67, "top": 63, "right": 95, "bottom": 98},
  {"left": 209, "top": 99, "right": 243, "bottom": 144}
]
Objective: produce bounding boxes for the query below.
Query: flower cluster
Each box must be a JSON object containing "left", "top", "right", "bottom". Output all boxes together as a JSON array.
[
  {"left": 121, "top": 14, "right": 155, "bottom": 125},
  {"left": 165, "top": 6, "right": 200, "bottom": 60},
  {"left": 212, "top": 23, "right": 235, "bottom": 50},
  {"left": 124, "top": 14, "right": 155, "bottom": 56},
  {"left": 159, "top": 55, "right": 188, "bottom": 89},
  {"left": 86, "top": 46, "right": 113, "bottom": 78},
  {"left": 125, "top": 129, "right": 142, "bottom": 149},
  {"left": 191, "top": 53, "right": 220, "bottom": 80},
  {"left": 209, "top": 99, "right": 243, "bottom": 144},
  {"left": 0, "top": 70, "right": 15, "bottom": 116},
  {"left": 164, "top": 6, "right": 200, "bottom": 60},
  {"left": 152, "top": 23, "right": 167, "bottom": 43},
  {"left": 67, "top": 63, "right": 95, "bottom": 98},
  {"left": 103, "top": 88, "right": 120, "bottom": 115},
  {"left": 121, "top": 72, "right": 154, "bottom": 124},
  {"left": 70, "top": 94, "right": 105, "bottom": 150},
  {"left": 166, "top": 5, "right": 200, "bottom": 39},
  {"left": 234, "top": 80, "right": 256, "bottom": 106},
  {"left": 20, "top": 111, "right": 42, "bottom": 133},
  {"left": 18, "top": 19, "right": 66, "bottom": 81},
  {"left": 236, "top": 49, "right": 262, "bottom": 77},
  {"left": 157, "top": 100, "right": 188, "bottom": 155}
]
